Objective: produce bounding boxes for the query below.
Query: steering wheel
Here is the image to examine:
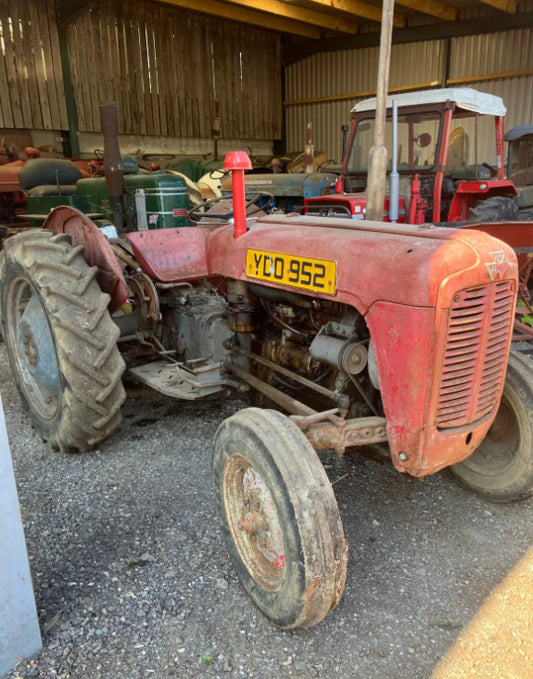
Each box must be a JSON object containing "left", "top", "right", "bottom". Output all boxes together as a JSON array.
[
  {"left": 287, "top": 151, "right": 306, "bottom": 173},
  {"left": 187, "top": 192, "right": 274, "bottom": 224}
]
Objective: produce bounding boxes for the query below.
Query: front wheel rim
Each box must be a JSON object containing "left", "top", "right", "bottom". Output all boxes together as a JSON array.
[
  {"left": 223, "top": 455, "right": 286, "bottom": 591},
  {"left": 6, "top": 276, "right": 61, "bottom": 420}
]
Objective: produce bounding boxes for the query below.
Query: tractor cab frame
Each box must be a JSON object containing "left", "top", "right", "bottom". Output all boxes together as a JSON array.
[{"left": 311, "top": 88, "right": 518, "bottom": 224}]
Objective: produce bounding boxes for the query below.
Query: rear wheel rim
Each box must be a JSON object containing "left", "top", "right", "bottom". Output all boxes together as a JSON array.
[
  {"left": 6, "top": 276, "right": 60, "bottom": 420},
  {"left": 223, "top": 455, "right": 286, "bottom": 591}
]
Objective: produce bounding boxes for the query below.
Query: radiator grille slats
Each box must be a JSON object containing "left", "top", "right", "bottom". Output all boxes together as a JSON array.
[{"left": 436, "top": 282, "right": 514, "bottom": 429}]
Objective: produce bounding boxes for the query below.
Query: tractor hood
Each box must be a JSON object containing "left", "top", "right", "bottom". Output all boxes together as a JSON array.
[{"left": 206, "top": 214, "right": 517, "bottom": 313}]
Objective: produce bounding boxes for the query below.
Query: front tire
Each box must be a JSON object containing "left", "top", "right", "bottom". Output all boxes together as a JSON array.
[
  {"left": 0, "top": 229, "right": 126, "bottom": 452},
  {"left": 213, "top": 408, "right": 347, "bottom": 629},
  {"left": 451, "top": 349, "right": 533, "bottom": 502}
]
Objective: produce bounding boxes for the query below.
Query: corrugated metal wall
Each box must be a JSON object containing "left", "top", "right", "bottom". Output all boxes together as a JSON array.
[
  {"left": 449, "top": 30, "right": 533, "bottom": 133},
  {"left": 285, "top": 28, "right": 533, "bottom": 163}
]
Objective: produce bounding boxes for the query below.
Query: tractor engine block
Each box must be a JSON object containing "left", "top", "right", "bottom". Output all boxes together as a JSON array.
[
  {"left": 161, "top": 285, "right": 233, "bottom": 364},
  {"left": 226, "top": 280, "right": 380, "bottom": 418}
]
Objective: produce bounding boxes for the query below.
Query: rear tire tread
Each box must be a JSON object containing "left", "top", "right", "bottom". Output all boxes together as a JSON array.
[{"left": 1, "top": 229, "right": 125, "bottom": 452}]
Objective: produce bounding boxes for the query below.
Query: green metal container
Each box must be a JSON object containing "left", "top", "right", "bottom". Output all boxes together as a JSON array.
[
  {"left": 76, "top": 173, "right": 190, "bottom": 230},
  {"left": 25, "top": 193, "right": 95, "bottom": 224},
  {"left": 123, "top": 173, "right": 190, "bottom": 229},
  {"left": 76, "top": 177, "right": 113, "bottom": 218}
]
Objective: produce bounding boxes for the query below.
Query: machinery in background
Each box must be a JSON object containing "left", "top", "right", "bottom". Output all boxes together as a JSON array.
[
  {"left": 305, "top": 88, "right": 524, "bottom": 224},
  {"left": 506, "top": 124, "right": 533, "bottom": 218}
]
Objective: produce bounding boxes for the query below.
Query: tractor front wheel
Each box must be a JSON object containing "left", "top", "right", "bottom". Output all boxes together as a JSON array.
[
  {"left": 451, "top": 349, "right": 533, "bottom": 502},
  {"left": 0, "top": 229, "right": 126, "bottom": 452},
  {"left": 213, "top": 408, "right": 347, "bottom": 629}
]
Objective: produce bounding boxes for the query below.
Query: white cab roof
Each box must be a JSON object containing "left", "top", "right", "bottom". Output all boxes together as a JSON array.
[{"left": 352, "top": 88, "right": 506, "bottom": 117}]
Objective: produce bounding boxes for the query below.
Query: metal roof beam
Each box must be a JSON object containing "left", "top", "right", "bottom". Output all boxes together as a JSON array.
[
  {"left": 284, "top": 10, "right": 533, "bottom": 63},
  {"left": 303, "top": 0, "right": 405, "bottom": 28},
  {"left": 148, "top": 0, "right": 322, "bottom": 38}
]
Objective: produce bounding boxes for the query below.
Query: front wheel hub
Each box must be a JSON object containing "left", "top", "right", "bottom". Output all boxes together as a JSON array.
[{"left": 224, "top": 457, "right": 286, "bottom": 589}]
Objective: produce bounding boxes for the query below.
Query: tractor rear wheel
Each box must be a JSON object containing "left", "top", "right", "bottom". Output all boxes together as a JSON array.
[
  {"left": 0, "top": 229, "right": 125, "bottom": 452},
  {"left": 468, "top": 196, "right": 519, "bottom": 222},
  {"left": 213, "top": 407, "right": 347, "bottom": 629},
  {"left": 451, "top": 349, "right": 533, "bottom": 502}
]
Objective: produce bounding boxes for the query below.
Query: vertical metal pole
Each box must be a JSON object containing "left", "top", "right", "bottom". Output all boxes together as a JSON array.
[
  {"left": 495, "top": 116, "right": 506, "bottom": 181},
  {"left": 365, "top": 0, "right": 395, "bottom": 221},
  {"left": 474, "top": 114, "right": 479, "bottom": 180},
  {"left": 341, "top": 124, "right": 350, "bottom": 161},
  {"left": 389, "top": 100, "right": 399, "bottom": 222},
  {"left": 441, "top": 37, "right": 451, "bottom": 88},
  {"left": 100, "top": 102, "right": 124, "bottom": 233},
  {"left": 304, "top": 122, "right": 314, "bottom": 173}
]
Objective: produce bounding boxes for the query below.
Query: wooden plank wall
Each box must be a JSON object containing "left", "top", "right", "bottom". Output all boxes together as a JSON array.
[
  {"left": 67, "top": 0, "right": 281, "bottom": 140},
  {"left": 0, "top": 0, "right": 67, "bottom": 130}
]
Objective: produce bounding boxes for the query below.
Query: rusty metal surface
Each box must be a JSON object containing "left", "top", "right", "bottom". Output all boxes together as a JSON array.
[
  {"left": 43, "top": 206, "right": 128, "bottom": 312},
  {"left": 513, "top": 319, "right": 533, "bottom": 341},
  {"left": 223, "top": 358, "right": 387, "bottom": 455},
  {"left": 222, "top": 360, "right": 315, "bottom": 417},
  {"left": 127, "top": 272, "right": 160, "bottom": 322},
  {"left": 460, "top": 220, "right": 533, "bottom": 250},
  {"left": 229, "top": 343, "right": 350, "bottom": 411},
  {"left": 302, "top": 416, "right": 388, "bottom": 455}
]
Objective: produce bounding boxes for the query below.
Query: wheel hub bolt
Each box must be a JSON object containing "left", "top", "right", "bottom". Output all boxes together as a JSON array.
[{"left": 238, "top": 510, "right": 265, "bottom": 536}]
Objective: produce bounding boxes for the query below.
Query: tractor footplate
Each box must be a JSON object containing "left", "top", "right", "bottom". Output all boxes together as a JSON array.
[{"left": 129, "top": 360, "right": 225, "bottom": 400}]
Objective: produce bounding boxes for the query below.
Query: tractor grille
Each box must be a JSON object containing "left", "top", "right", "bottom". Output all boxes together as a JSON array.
[{"left": 436, "top": 282, "right": 514, "bottom": 429}]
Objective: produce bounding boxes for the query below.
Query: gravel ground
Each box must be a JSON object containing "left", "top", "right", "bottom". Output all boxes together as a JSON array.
[{"left": 3, "top": 341, "right": 533, "bottom": 679}]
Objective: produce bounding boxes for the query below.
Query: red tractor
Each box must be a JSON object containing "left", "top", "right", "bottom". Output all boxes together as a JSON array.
[
  {"left": 0, "top": 146, "right": 523, "bottom": 629},
  {"left": 306, "top": 88, "right": 524, "bottom": 225}
]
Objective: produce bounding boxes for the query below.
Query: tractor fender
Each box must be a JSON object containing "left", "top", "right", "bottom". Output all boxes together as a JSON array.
[
  {"left": 448, "top": 179, "right": 517, "bottom": 222},
  {"left": 125, "top": 227, "right": 210, "bottom": 282},
  {"left": 43, "top": 206, "right": 128, "bottom": 312}
]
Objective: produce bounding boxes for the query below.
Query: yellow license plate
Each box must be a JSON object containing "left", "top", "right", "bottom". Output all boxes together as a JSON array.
[{"left": 246, "top": 249, "right": 337, "bottom": 295}]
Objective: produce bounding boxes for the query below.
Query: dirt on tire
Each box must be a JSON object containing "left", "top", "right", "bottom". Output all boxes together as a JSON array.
[
  {"left": 213, "top": 407, "right": 347, "bottom": 629},
  {"left": 0, "top": 229, "right": 126, "bottom": 452}
]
